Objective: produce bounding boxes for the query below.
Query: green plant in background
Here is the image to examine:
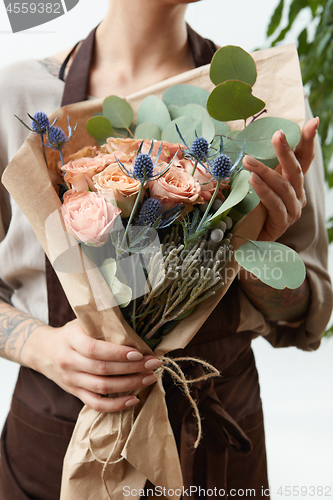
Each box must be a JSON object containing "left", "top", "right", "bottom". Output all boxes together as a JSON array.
[{"left": 267, "top": 0, "right": 333, "bottom": 244}]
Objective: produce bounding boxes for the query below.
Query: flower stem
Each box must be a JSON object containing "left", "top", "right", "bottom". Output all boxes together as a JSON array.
[
  {"left": 191, "top": 160, "right": 198, "bottom": 176},
  {"left": 196, "top": 180, "right": 221, "bottom": 233},
  {"left": 40, "top": 135, "right": 49, "bottom": 168},
  {"left": 131, "top": 254, "right": 137, "bottom": 331},
  {"left": 58, "top": 148, "right": 65, "bottom": 166},
  {"left": 121, "top": 180, "right": 145, "bottom": 249}
]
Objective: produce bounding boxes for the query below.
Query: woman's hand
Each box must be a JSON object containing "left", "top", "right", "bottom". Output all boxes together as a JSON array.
[
  {"left": 26, "top": 319, "right": 161, "bottom": 413},
  {"left": 243, "top": 117, "right": 319, "bottom": 242}
]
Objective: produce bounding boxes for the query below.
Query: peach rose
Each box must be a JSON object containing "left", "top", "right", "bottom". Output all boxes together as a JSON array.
[
  {"left": 61, "top": 153, "right": 131, "bottom": 192},
  {"left": 105, "top": 137, "right": 141, "bottom": 155},
  {"left": 61, "top": 156, "right": 110, "bottom": 192},
  {"left": 183, "top": 162, "right": 228, "bottom": 202},
  {"left": 141, "top": 140, "right": 184, "bottom": 163},
  {"left": 148, "top": 165, "right": 202, "bottom": 212},
  {"left": 93, "top": 162, "right": 142, "bottom": 218},
  {"left": 64, "top": 146, "right": 98, "bottom": 162},
  {"left": 61, "top": 190, "right": 121, "bottom": 246}
]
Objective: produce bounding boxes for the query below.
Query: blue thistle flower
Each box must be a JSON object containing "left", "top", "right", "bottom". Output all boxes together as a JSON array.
[
  {"left": 133, "top": 154, "right": 154, "bottom": 181},
  {"left": 138, "top": 198, "right": 163, "bottom": 226},
  {"left": 211, "top": 154, "right": 233, "bottom": 180},
  {"left": 190, "top": 137, "right": 209, "bottom": 161},
  {"left": 47, "top": 126, "right": 67, "bottom": 147},
  {"left": 31, "top": 112, "right": 50, "bottom": 134},
  {"left": 115, "top": 140, "right": 178, "bottom": 183}
]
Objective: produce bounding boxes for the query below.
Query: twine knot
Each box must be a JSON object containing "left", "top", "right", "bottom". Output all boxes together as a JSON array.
[{"left": 88, "top": 355, "right": 220, "bottom": 499}]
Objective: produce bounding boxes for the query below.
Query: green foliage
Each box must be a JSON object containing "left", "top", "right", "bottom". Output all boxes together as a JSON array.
[
  {"left": 235, "top": 241, "right": 306, "bottom": 289},
  {"left": 210, "top": 45, "right": 257, "bottom": 86},
  {"left": 103, "top": 95, "right": 134, "bottom": 129},
  {"left": 232, "top": 117, "right": 301, "bottom": 159},
  {"left": 136, "top": 95, "right": 171, "bottom": 131},
  {"left": 207, "top": 170, "right": 251, "bottom": 225},
  {"left": 267, "top": 0, "right": 333, "bottom": 190},
  {"left": 134, "top": 122, "right": 161, "bottom": 140},
  {"left": 162, "top": 84, "right": 209, "bottom": 107},
  {"left": 207, "top": 81, "right": 265, "bottom": 122},
  {"left": 86, "top": 116, "right": 113, "bottom": 141}
]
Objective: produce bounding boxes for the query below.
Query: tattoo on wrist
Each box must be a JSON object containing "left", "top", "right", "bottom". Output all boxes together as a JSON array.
[
  {"left": 0, "top": 303, "right": 44, "bottom": 364},
  {"left": 239, "top": 272, "right": 310, "bottom": 322}
]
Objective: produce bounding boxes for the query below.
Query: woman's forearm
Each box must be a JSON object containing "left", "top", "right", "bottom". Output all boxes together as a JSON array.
[
  {"left": 0, "top": 299, "right": 45, "bottom": 364},
  {"left": 238, "top": 270, "right": 311, "bottom": 322}
]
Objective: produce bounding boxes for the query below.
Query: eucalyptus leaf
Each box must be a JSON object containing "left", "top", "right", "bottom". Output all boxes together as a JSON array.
[
  {"left": 136, "top": 95, "right": 171, "bottom": 131},
  {"left": 162, "top": 84, "right": 210, "bottom": 107},
  {"left": 234, "top": 241, "right": 306, "bottom": 289},
  {"left": 207, "top": 81, "right": 266, "bottom": 122},
  {"left": 207, "top": 170, "right": 250, "bottom": 224},
  {"left": 211, "top": 118, "right": 231, "bottom": 136},
  {"left": 167, "top": 103, "right": 204, "bottom": 121},
  {"left": 103, "top": 96, "right": 134, "bottom": 129},
  {"left": 112, "top": 127, "right": 130, "bottom": 138},
  {"left": 135, "top": 122, "right": 162, "bottom": 140},
  {"left": 201, "top": 108, "right": 216, "bottom": 143},
  {"left": 210, "top": 45, "right": 257, "bottom": 87},
  {"left": 229, "top": 189, "right": 260, "bottom": 221},
  {"left": 161, "top": 116, "right": 196, "bottom": 145},
  {"left": 86, "top": 116, "right": 113, "bottom": 141},
  {"left": 232, "top": 117, "right": 301, "bottom": 159}
]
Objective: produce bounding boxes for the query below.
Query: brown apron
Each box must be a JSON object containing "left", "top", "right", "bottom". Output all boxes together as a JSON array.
[{"left": 0, "top": 25, "right": 269, "bottom": 500}]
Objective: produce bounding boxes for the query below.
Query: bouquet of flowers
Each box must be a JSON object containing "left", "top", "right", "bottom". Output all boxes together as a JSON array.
[{"left": 3, "top": 44, "right": 306, "bottom": 500}]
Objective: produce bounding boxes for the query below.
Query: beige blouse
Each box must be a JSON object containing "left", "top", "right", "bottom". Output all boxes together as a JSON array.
[{"left": 0, "top": 59, "right": 332, "bottom": 350}]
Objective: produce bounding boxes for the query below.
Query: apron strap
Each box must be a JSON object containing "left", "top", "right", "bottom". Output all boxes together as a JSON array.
[{"left": 61, "top": 26, "right": 98, "bottom": 106}]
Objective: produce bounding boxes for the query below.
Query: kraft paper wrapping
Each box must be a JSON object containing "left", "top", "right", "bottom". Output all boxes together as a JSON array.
[{"left": 2, "top": 44, "right": 304, "bottom": 500}]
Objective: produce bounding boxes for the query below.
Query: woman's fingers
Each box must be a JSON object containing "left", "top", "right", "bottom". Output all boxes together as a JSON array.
[
  {"left": 243, "top": 154, "right": 302, "bottom": 221},
  {"left": 73, "top": 370, "right": 158, "bottom": 396},
  {"left": 76, "top": 389, "right": 140, "bottom": 413},
  {"left": 62, "top": 348, "right": 161, "bottom": 376},
  {"left": 293, "top": 116, "right": 319, "bottom": 175},
  {"left": 271, "top": 130, "right": 306, "bottom": 205}
]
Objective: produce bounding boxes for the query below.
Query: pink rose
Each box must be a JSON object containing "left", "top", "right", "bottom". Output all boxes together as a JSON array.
[
  {"left": 148, "top": 165, "right": 203, "bottom": 212},
  {"left": 93, "top": 162, "right": 142, "bottom": 218},
  {"left": 61, "top": 190, "right": 121, "bottom": 246},
  {"left": 141, "top": 140, "right": 184, "bottom": 163}
]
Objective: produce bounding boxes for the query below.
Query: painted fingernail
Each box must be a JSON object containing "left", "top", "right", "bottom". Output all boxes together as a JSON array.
[
  {"left": 144, "top": 358, "right": 162, "bottom": 370},
  {"left": 125, "top": 398, "right": 140, "bottom": 408},
  {"left": 127, "top": 351, "right": 143, "bottom": 361},
  {"left": 244, "top": 155, "right": 259, "bottom": 167},
  {"left": 280, "top": 129, "right": 288, "bottom": 145},
  {"left": 315, "top": 117, "right": 320, "bottom": 130},
  {"left": 142, "top": 374, "right": 158, "bottom": 386},
  {"left": 251, "top": 172, "right": 262, "bottom": 184}
]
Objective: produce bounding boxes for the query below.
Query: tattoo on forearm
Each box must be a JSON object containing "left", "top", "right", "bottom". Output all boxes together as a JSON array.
[
  {"left": 0, "top": 303, "right": 44, "bottom": 364},
  {"left": 38, "top": 57, "right": 62, "bottom": 78},
  {"left": 239, "top": 272, "right": 310, "bottom": 322}
]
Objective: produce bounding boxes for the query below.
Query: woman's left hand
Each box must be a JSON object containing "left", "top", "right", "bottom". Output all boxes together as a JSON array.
[{"left": 243, "top": 116, "right": 319, "bottom": 242}]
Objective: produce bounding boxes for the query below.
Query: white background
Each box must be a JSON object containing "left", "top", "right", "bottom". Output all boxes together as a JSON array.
[{"left": 0, "top": 1, "right": 332, "bottom": 498}]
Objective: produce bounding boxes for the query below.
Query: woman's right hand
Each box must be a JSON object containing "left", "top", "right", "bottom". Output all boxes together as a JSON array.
[{"left": 25, "top": 318, "right": 161, "bottom": 412}]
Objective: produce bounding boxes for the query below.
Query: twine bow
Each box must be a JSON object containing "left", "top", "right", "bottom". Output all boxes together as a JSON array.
[{"left": 88, "top": 355, "right": 220, "bottom": 500}]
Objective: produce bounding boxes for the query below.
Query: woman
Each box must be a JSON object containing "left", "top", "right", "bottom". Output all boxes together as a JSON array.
[{"left": 0, "top": 1, "right": 331, "bottom": 499}]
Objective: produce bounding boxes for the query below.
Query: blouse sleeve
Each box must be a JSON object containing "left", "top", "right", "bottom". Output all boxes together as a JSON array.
[{"left": 237, "top": 97, "right": 333, "bottom": 351}]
